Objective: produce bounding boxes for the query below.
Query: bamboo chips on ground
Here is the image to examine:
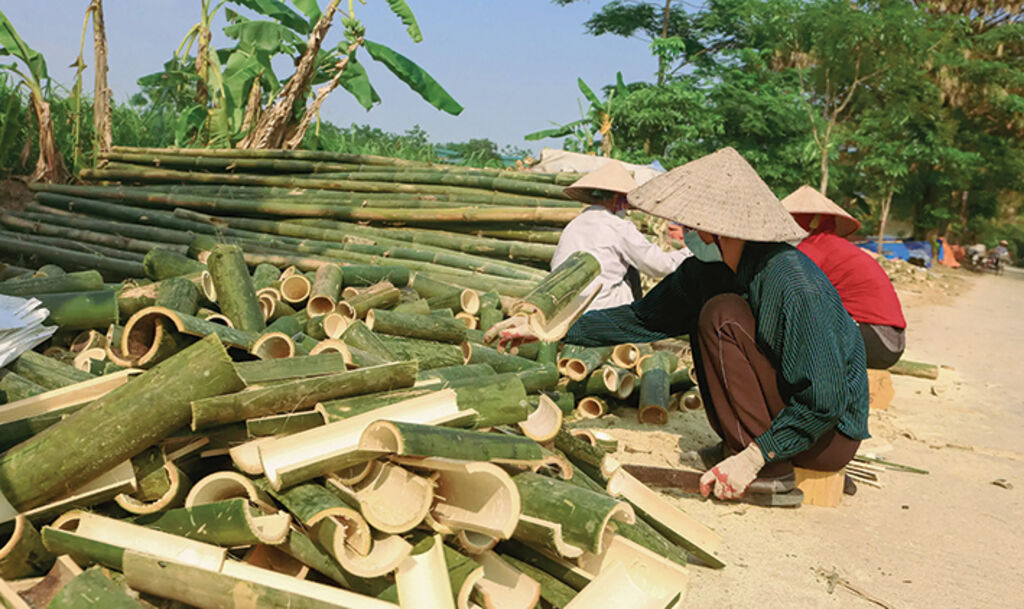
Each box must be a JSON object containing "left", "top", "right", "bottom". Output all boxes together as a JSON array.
[{"left": 0, "top": 147, "right": 713, "bottom": 608}]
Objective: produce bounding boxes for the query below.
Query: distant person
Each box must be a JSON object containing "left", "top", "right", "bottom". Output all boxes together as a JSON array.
[
  {"left": 992, "top": 240, "right": 1011, "bottom": 273},
  {"left": 552, "top": 161, "right": 691, "bottom": 312},
  {"left": 782, "top": 186, "right": 906, "bottom": 369}
]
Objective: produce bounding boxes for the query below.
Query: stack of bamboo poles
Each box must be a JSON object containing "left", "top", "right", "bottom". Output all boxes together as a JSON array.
[{"left": 0, "top": 232, "right": 715, "bottom": 607}]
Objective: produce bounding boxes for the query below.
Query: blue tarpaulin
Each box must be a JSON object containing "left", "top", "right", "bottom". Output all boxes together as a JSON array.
[{"left": 857, "top": 238, "right": 932, "bottom": 267}]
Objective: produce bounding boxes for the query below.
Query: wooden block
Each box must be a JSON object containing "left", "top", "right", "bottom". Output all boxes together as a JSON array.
[
  {"left": 866, "top": 369, "right": 894, "bottom": 411},
  {"left": 794, "top": 467, "right": 844, "bottom": 508}
]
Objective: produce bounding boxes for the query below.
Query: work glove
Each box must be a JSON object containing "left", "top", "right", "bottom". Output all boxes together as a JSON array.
[
  {"left": 482, "top": 315, "right": 537, "bottom": 352},
  {"left": 699, "top": 442, "right": 766, "bottom": 500}
]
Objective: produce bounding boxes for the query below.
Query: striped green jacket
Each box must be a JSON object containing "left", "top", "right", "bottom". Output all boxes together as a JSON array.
[{"left": 565, "top": 242, "right": 869, "bottom": 463}]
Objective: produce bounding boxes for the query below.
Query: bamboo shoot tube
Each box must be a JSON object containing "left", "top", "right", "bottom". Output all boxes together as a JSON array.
[
  {"left": 124, "top": 306, "right": 256, "bottom": 352},
  {"left": 678, "top": 388, "right": 702, "bottom": 411},
  {"left": 0, "top": 270, "right": 104, "bottom": 297},
  {"left": 529, "top": 391, "right": 574, "bottom": 416},
  {"left": 603, "top": 465, "right": 723, "bottom": 568},
  {"left": 8, "top": 350, "right": 94, "bottom": 390},
  {"left": 47, "top": 565, "right": 146, "bottom": 608},
  {"left": 340, "top": 265, "right": 410, "bottom": 288},
  {"left": 562, "top": 347, "right": 614, "bottom": 382},
  {"left": 392, "top": 458, "right": 521, "bottom": 541},
  {"left": 461, "top": 343, "right": 543, "bottom": 373},
  {"left": 114, "top": 460, "right": 190, "bottom": 515},
  {"left": 0, "top": 335, "right": 243, "bottom": 512},
  {"left": 360, "top": 421, "right": 549, "bottom": 466},
  {"left": 122, "top": 550, "right": 399, "bottom": 609},
  {"left": 415, "top": 363, "right": 496, "bottom": 386},
  {"left": 317, "top": 388, "right": 434, "bottom": 422},
  {"left": 34, "top": 290, "right": 119, "bottom": 331},
  {"left": 234, "top": 353, "right": 348, "bottom": 385},
  {"left": 393, "top": 299, "right": 430, "bottom": 315},
  {"left": 636, "top": 351, "right": 677, "bottom": 426},
  {"left": 154, "top": 275, "right": 200, "bottom": 315},
  {"left": 132, "top": 498, "right": 291, "bottom": 547},
  {"left": 395, "top": 535, "right": 457, "bottom": 609},
  {"left": 251, "top": 263, "right": 282, "bottom": 290},
  {"left": 511, "top": 251, "right": 601, "bottom": 335},
  {"left": 341, "top": 321, "right": 396, "bottom": 361},
  {"left": 889, "top": 359, "right": 939, "bottom": 380},
  {"left": 513, "top": 472, "right": 634, "bottom": 555},
  {"left": 367, "top": 308, "right": 467, "bottom": 344},
  {"left": 278, "top": 271, "right": 312, "bottom": 304},
  {"left": 308, "top": 264, "right": 342, "bottom": 316},
  {"left": 339, "top": 283, "right": 401, "bottom": 320},
  {"left": 250, "top": 331, "right": 295, "bottom": 360},
  {"left": 190, "top": 361, "right": 418, "bottom": 430},
  {"left": 247, "top": 410, "right": 325, "bottom": 437},
  {"left": 142, "top": 248, "right": 206, "bottom": 280},
  {"left": 668, "top": 367, "right": 696, "bottom": 393},
  {"left": 326, "top": 461, "right": 433, "bottom": 534},
  {"left": 0, "top": 515, "right": 54, "bottom": 578},
  {"left": 378, "top": 335, "right": 464, "bottom": 370},
  {"left": 207, "top": 244, "right": 265, "bottom": 332},
  {"left": 0, "top": 370, "right": 46, "bottom": 403}
]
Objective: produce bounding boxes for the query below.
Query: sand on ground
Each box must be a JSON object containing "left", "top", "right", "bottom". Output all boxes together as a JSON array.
[{"left": 576, "top": 268, "right": 1024, "bottom": 608}]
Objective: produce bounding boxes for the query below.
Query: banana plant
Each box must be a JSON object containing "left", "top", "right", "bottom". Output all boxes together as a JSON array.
[
  {"left": 0, "top": 9, "right": 68, "bottom": 182},
  {"left": 525, "top": 72, "right": 629, "bottom": 157},
  {"left": 146, "top": 0, "right": 461, "bottom": 149}
]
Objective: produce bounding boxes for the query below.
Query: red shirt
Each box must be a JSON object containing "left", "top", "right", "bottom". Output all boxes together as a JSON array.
[{"left": 797, "top": 232, "right": 906, "bottom": 328}]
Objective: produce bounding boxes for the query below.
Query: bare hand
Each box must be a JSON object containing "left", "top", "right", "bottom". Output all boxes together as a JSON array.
[{"left": 483, "top": 315, "right": 538, "bottom": 353}]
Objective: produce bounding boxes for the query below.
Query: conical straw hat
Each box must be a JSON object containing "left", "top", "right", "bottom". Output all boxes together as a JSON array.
[
  {"left": 563, "top": 160, "right": 637, "bottom": 204},
  {"left": 627, "top": 147, "right": 807, "bottom": 242},
  {"left": 781, "top": 186, "right": 862, "bottom": 237}
]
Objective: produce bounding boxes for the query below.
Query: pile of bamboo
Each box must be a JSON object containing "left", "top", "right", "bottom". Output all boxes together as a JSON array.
[{"left": 0, "top": 182, "right": 715, "bottom": 609}]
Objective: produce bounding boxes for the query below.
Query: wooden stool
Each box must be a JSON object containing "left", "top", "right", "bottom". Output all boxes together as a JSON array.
[
  {"left": 794, "top": 467, "right": 844, "bottom": 507},
  {"left": 866, "top": 369, "right": 894, "bottom": 411}
]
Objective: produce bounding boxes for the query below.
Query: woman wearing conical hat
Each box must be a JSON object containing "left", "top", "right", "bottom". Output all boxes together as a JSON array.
[
  {"left": 782, "top": 186, "right": 906, "bottom": 370},
  {"left": 553, "top": 161, "right": 692, "bottom": 312},
  {"left": 487, "top": 148, "right": 869, "bottom": 502}
]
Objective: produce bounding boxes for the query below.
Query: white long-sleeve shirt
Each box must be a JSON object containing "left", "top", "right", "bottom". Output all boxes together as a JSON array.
[{"left": 551, "top": 206, "right": 692, "bottom": 312}]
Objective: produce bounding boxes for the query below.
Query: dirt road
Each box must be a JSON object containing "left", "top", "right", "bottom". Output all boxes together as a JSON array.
[{"left": 594, "top": 270, "right": 1024, "bottom": 608}]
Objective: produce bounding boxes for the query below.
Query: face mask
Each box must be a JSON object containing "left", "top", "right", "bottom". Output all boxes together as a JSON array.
[{"left": 683, "top": 230, "right": 722, "bottom": 263}]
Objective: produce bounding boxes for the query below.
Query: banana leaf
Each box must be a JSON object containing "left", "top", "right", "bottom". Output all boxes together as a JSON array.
[
  {"left": 226, "top": 0, "right": 311, "bottom": 35},
  {"left": 363, "top": 39, "right": 463, "bottom": 116},
  {"left": 384, "top": 0, "right": 423, "bottom": 43}
]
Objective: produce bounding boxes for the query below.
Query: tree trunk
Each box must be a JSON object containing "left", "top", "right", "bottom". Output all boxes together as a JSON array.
[
  {"left": 238, "top": 0, "right": 342, "bottom": 149},
  {"left": 657, "top": 0, "right": 672, "bottom": 85},
  {"left": 27, "top": 92, "right": 68, "bottom": 183},
  {"left": 91, "top": 0, "right": 111, "bottom": 156},
  {"left": 818, "top": 128, "right": 831, "bottom": 195},
  {"left": 877, "top": 187, "right": 894, "bottom": 255}
]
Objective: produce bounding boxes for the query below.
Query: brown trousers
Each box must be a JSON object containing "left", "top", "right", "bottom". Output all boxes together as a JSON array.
[{"left": 693, "top": 294, "right": 860, "bottom": 476}]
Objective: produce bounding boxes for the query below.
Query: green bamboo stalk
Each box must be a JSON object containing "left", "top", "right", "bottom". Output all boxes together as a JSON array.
[
  {"left": 393, "top": 299, "right": 430, "bottom": 315},
  {"left": 514, "top": 251, "right": 601, "bottom": 324},
  {"left": 341, "top": 283, "right": 401, "bottom": 319},
  {"left": 0, "top": 269, "right": 104, "bottom": 296},
  {"left": 246, "top": 410, "right": 324, "bottom": 436},
  {"left": 338, "top": 265, "right": 410, "bottom": 287},
  {"left": 8, "top": 350, "right": 94, "bottom": 390},
  {"left": 319, "top": 388, "right": 434, "bottom": 422},
  {"left": 668, "top": 367, "right": 696, "bottom": 393},
  {"left": 19, "top": 205, "right": 196, "bottom": 246},
  {"left": 305, "top": 264, "right": 340, "bottom": 316},
  {"left": 340, "top": 321, "right": 396, "bottom": 362},
  {"left": 34, "top": 264, "right": 66, "bottom": 277},
  {"left": 207, "top": 244, "right": 265, "bottom": 333},
  {"left": 889, "top": 359, "right": 939, "bottom": 380},
  {"left": 462, "top": 343, "right": 544, "bottom": 373},
  {"left": 49, "top": 566, "right": 147, "bottom": 609},
  {"left": 132, "top": 498, "right": 286, "bottom": 547},
  {"left": 415, "top": 363, "right": 495, "bottom": 385},
  {"left": 34, "top": 290, "right": 120, "bottom": 331},
  {"left": 362, "top": 420, "right": 545, "bottom": 462},
  {"left": 562, "top": 346, "right": 614, "bottom": 382},
  {"left": 190, "top": 361, "right": 417, "bottom": 429},
  {"left": 513, "top": 366, "right": 560, "bottom": 393},
  {"left": 0, "top": 231, "right": 144, "bottom": 278},
  {"left": 2, "top": 210, "right": 186, "bottom": 258},
  {"left": 0, "top": 335, "right": 243, "bottom": 511},
  {"left": 529, "top": 391, "right": 575, "bottom": 416},
  {"left": 513, "top": 472, "right": 630, "bottom": 554},
  {"left": 1, "top": 228, "right": 147, "bottom": 264},
  {"left": 419, "top": 270, "right": 535, "bottom": 299},
  {"left": 154, "top": 276, "right": 200, "bottom": 316},
  {"left": 501, "top": 554, "right": 577, "bottom": 609},
  {"left": 367, "top": 308, "right": 467, "bottom": 344},
  {"left": 478, "top": 307, "right": 503, "bottom": 333},
  {"left": 233, "top": 353, "right": 347, "bottom": 385},
  {"left": 0, "top": 370, "right": 46, "bottom": 403},
  {"left": 0, "top": 515, "right": 54, "bottom": 578},
  {"left": 251, "top": 263, "right": 282, "bottom": 290},
  {"left": 378, "top": 335, "right": 464, "bottom": 370},
  {"left": 637, "top": 351, "right": 677, "bottom": 425},
  {"left": 142, "top": 248, "right": 206, "bottom": 281}
]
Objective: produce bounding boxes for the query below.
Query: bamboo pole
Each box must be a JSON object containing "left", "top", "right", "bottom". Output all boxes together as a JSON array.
[
  {"left": 340, "top": 283, "right": 401, "bottom": 320},
  {"left": 307, "top": 264, "right": 342, "bottom": 316},
  {"left": 142, "top": 248, "right": 206, "bottom": 281},
  {"left": 367, "top": 309, "right": 467, "bottom": 344},
  {"left": 462, "top": 343, "right": 544, "bottom": 374},
  {"left": 34, "top": 290, "right": 120, "bottom": 331},
  {"left": 0, "top": 270, "right": 104, "bottom": 296},
  {"left": 190, "top": 361, "right": 418, "bottom": 429},
  {"left": 8, "top": 350, "right": 94, "bottom": 390},
  {"left": 378, "top": 336, "right": 465, "bottom": 370},
  {"left": 341, "top": 321, "right": 397, "bottom": 362},
  {"left": 636, "top": 351, "right": 677, "bottom": 425},
  {"left": 0, "top": 371, "right": 46, "bottom": 403},
  {"left": 0, "top": 231, "right": 143, "bottom": 278},
  {"left": 0, "top": 335, "right": 243, "bottom": 512},
  {"left": 233, "top": 353, "right": 348, "bottom": 385},
  {"left": 207, "top": 244, "right": 265, "bottom": 332},
  {"left": 153, "top": 276, "right": 200, "bottom": 316}
]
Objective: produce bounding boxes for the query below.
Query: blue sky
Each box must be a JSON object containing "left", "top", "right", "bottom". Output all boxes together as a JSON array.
[{"left": 3, "top": 1, "right": 658, "bottom": 152}]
